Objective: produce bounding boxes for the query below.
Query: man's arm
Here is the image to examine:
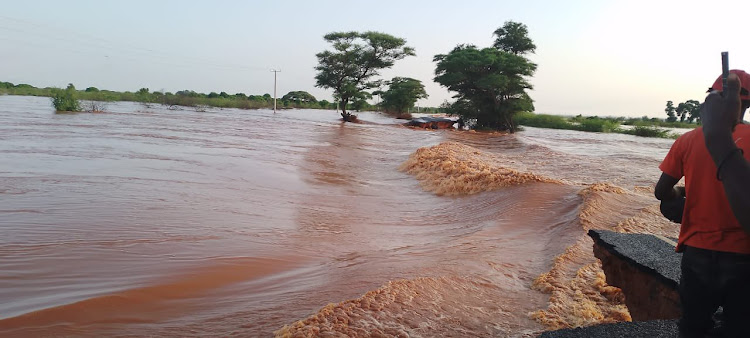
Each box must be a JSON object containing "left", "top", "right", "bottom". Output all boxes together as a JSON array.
[
  {"left": 654, "top": 173, "right": 684, "bottom": 200},
  {"left": 702, "top": 73, "right": 750, "bottom": 233}
]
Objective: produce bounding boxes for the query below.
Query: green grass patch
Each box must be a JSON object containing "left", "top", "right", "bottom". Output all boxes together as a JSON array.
[
  {"left": 514, "top": 112, "right": 681, "bottom": 139},
  {"left": 624, "top": 119, "right": 695, "bottom": 129},
  {"left": 514, "top": 111, "right": 573, "bottom": 129},
  {"left": 574, "top": 118, "right": 620, "bottom": 133},
  {"left": 619, "top": 125, "right": 678, "bottom": 139}
]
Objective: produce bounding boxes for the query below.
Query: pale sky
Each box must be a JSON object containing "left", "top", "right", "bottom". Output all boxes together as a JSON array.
[{"left": 2, "top": 0, "right": 749, "bottom": 117}]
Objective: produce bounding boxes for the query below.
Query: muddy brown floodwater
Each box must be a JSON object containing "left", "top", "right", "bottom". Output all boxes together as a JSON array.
[{"left": 0, "top": 95, "right": 681, "bottom": 337}]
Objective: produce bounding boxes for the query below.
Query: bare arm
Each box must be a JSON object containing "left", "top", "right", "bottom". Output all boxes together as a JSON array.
[
  {"left": 702, "top": 73, "right": 750, "bottom": 234},
  {"left": 654, "top": 173, "right": 683, "bottom": 201}
]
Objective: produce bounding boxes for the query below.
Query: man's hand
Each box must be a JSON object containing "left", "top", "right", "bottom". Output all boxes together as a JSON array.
[
  {"left": 700, "top": 72, "right": 750, "bottom": 234},
  {"left": 702, "top": 73, "right": 742, "bottom": 163},
  {"left": 674, "top": 186, "right": 685, "bottom": 198}
]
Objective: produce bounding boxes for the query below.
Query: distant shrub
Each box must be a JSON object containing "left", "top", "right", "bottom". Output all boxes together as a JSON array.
[
  {"left": 621, "top": 125, "right": 676, "bottom": 139},
  {"left": 81, "top": 90, "right": 119, "bottom": 102},
  {"left": 514, "top": 112, "right": 572, "bottom": 129},
  {"left": 51, "top": 84, "right": 81, "bottom": 112},
  {"left": 574, "top": 118, "right": 619, "bottom": 132},
  {"left": 622, "top": 117, "right": 695, "bottom": 129},
  {"left": 512, "top": 112, "right": 682, "bottom": 138}
]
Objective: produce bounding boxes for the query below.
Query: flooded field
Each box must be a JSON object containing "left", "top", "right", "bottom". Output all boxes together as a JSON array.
[{"left": 0, "top": 95, "right": 680, "bottom": 337}]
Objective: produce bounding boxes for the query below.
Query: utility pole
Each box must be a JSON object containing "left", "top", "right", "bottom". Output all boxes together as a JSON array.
[{"left": 270, "top": 69, "right": 281, "bottom": 113}]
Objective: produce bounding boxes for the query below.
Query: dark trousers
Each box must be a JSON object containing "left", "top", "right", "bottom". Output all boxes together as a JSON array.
[{"left": 679, "top": 245, "right": 750, "bottom": 338}]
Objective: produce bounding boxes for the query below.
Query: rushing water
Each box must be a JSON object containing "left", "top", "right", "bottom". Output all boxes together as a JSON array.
[{"left": 0, "top": 95, "right": 683, "bottom": 337}]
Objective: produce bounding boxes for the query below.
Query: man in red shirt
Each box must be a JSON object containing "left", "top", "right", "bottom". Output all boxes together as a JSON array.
[{"left": 655, "top": 70, "right": 750, "bottom": 338}]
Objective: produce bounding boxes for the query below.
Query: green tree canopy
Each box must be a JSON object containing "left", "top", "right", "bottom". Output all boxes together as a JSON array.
[
  {"left": 281, "top": 91, "right": 317, "bottom": 103},
  {"left": 176, "top": 90, "right": 199, "bottom": 97},
  {"left": 493, "top": 21, "right": 536, "bottom": 55},
  {"left": 665, "top": 100, "right": 677, "bottom": 122},
  {"left": 685, "top": 99, "right": 701, "bottom": 123},
  {"left": 133, "top": 88, "right": 152, "bottom": 103},
  {"left": 676, "top": 100, "right": 700, "bottom": 123},
  {"left": 314, "top": 31, "right": 415, "bottom": 121},
  {"left": 378, "top": 77, "right": 428, "bottom": 115},
  {"left": 434, "top": 37, "right": 536, "bottom": 131},
  {"left": 350, "top": 93, "right": 372, "bottom": 111}
]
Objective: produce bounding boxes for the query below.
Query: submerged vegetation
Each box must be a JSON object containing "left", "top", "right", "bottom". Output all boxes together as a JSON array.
[
  {"left": 514, "top": 112, "right": 570, "bottom": 130},
  {"left": 314, "top": 31, "right": 415, "bottom": 122},
  {"left": 515, "top": 112, "right": 684, "bottom": 139},
  {"left": 620, "top": 125, "right": 675, "bottom": 138},
  {"left": 435, "top": 21, "right": 536, "bottom": 132},
  {"left": 2, "top": 79, "right": 690, "bottom": 139},
  {"left": 377, "top": 77, "right": 428, "bottom": 119},
  {"left": 50, "top": 84, "right": 81, "bottom": 112}
]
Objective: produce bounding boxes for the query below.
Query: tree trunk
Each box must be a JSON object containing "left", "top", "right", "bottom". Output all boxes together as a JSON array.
[
  {"left": 506, "top": 114, "right": 516, "bottom": 133},
  {"left": 340, "top": 99, "right": 357, "bottom": 122}
]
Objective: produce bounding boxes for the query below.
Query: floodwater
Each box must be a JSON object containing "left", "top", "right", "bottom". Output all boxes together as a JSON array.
[{"left": 0, "top": 95, "right": 681, "bottom": 337}]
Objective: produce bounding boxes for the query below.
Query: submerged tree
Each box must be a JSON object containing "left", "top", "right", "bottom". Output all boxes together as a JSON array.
[
  {"left": 314, "top": 31, "right": 415, "bottom": 122},
  {"left": 378, "top": 77, "right": 428, "bottom": 118},
  {"left": 434, "top": 21, "right": 536, "bottom": 131}
]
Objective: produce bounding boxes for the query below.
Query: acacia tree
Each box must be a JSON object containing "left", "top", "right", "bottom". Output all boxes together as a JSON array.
[
  {"left": 493, "top": 21, "right": 536, "bottom": 55},
  {"left": 378, "top": 77, "right": 428, "bottom": 118},
  {"left": 434, "top": 21, "right": 536, "bottom": 131},
  {"left": 314, "top": 31, "right": 415, "bottom": 122}
]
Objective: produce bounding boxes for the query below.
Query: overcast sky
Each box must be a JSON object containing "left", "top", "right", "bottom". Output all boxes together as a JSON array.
[{"left": 2, "top": 0, "right": 749, "bottom": 117}]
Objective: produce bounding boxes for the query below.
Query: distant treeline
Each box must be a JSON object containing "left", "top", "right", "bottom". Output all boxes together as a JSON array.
[
  {"left": 0, "top": 81, "right": 444, "bottom": 113},
  {"left": 514, "top": 112, "right": 694, "bottom": 139},
  {"left": 0, "top": 81, "right": 330, "bottom": 110}
]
